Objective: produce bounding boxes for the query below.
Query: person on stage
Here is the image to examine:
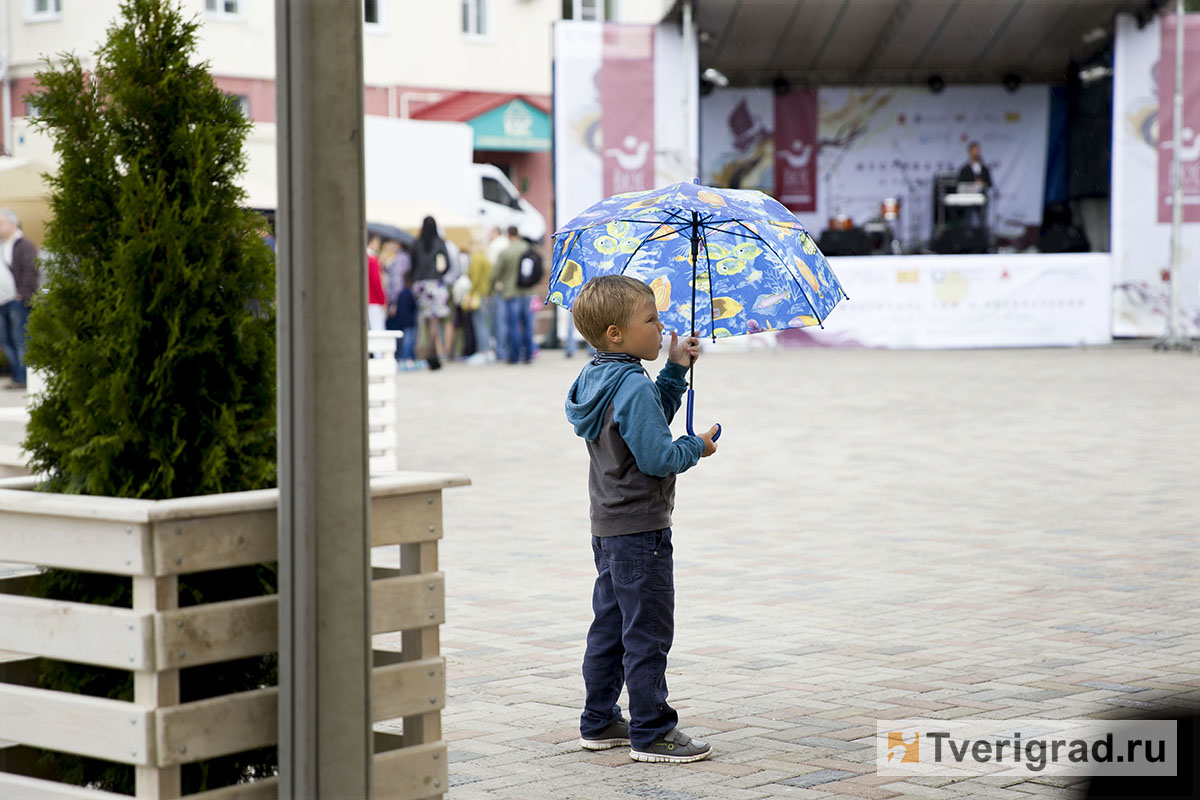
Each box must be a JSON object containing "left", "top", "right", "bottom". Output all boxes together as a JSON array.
[{"left": 956, "top": 141, "right": 992, "bottom": 231}]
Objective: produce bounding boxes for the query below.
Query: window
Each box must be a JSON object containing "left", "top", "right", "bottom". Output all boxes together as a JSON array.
[
  {"left": 461, "top": 0, "right": 487, "bottom": 36},
  {"left": 228, "top": 94, "right": 251, "bottom": 119},
  {"left": 562, "top": 0, "right": 616, "bottom": 21},
  {"left": 364, "top": 0, "right": 380, "bottom": 25},
  {"left": 481, "top": 177, "right": 514, "bottom": 207},
  {"left": 26, "top": 0, "right": 62, "bottom": 21},
  {"left": 205, "top": 0, "right": 240, "bottom": 17}
]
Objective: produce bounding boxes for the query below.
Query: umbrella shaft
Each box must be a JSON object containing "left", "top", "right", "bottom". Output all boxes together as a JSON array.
[{"left": 690, "top": 211, "right": 699, "bottom": 386}]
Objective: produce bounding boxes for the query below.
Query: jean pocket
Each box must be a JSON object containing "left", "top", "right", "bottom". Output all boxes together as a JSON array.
[{"left": 609, "top": 557, "right": 643, "bottom": 585}]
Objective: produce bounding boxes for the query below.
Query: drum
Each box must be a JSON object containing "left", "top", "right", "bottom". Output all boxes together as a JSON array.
[
  {"left": 881, "top": 197, "right": 900, "bottom": 221},
  {"left": 828, "top": 215, "right": 854, "bottom": 231}
]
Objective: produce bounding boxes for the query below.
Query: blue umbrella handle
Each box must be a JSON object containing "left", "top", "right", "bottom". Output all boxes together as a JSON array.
[{"left": 685, "top": 388, "right": 722, "bottom": 442}]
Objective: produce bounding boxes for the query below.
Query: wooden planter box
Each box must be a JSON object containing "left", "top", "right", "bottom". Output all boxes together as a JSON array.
[{"left": 0, "top": 471, "right": 468, "bottom": 799}]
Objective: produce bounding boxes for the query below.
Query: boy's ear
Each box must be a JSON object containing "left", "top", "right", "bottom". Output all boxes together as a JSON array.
[{"left": 604, "top": 324, "right": 623, "bottom": 345}]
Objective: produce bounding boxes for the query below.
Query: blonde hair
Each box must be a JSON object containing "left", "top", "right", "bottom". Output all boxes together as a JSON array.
[{"left": 572, "top": 275, "right": 654, "bottom": 349}]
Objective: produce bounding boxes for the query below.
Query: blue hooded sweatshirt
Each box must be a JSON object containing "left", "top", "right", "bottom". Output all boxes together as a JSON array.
[{"left": 565, "top": 359, "right": 705, "bottom": 537}]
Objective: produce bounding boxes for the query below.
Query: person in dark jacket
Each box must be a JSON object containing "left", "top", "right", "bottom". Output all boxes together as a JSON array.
[
  {"left": 409, "top": 216, "right": 452, "bottom": 370},
  {"left": 956, "top": 141, "right": 993, "bottom": 231},
  {"left": 0, "top": 209, "right": 38, "bottom": 390}
]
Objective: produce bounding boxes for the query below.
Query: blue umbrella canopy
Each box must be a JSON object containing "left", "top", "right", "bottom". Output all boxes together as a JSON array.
[{"left": 547, "top": 181, "right": 846, "bottom": 340}]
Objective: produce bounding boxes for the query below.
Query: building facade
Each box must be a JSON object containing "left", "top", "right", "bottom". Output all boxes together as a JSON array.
[{"left": 1, "top": 0, "right": 672, "bottom": 235}]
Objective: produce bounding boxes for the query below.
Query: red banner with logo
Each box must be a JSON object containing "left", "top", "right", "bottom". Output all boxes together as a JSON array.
[
  {"left": 600, "top": 26, "right": 655, "bottom": 196},
  {"left": 1158, "top": 13, "right": 1200, "bottom": 223},
  {"left": 774, "top": 89, "right": 819, "bottom": 212}
]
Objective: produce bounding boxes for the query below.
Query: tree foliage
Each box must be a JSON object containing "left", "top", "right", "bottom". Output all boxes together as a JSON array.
[
  {"left": 22, "top": 0, "right": 277, "bottom": 792},
  {"left": 24, "top": 0, "right": 275, "bottom": 499}
]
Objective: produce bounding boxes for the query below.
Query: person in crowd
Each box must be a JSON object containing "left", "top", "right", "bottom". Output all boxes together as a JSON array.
[
  {"left": 409, "top": 216, "right": 453, "bottom": 370},
  {"left": 956, "top": 141, "right": 992, "bottom": 231},
  {"left": 465, "top": 235, "right": 493, "bottom": 364},
  {"left": 383, "top": 238, "right": 417, "bottom": 367},
  {"left": 450, "top": 254, "right": 476, "bottom": 360},
  {"left": 486, "top": 226, "right": 510, "bottom": 362},
  {"left": 563, "top": 275, "right": 719, "bottom": 763},
  {"left": 492, "top": 226, "right": 536, "bottom": 364},
  {"left": 0, "top": 209, "right": 38, "bottom": 391},
  {"left": 441, "top": 229, "right": 466, "bottom": 361},
  {"left": 366, "top": 233, "right": 387, "bottom": 333}
]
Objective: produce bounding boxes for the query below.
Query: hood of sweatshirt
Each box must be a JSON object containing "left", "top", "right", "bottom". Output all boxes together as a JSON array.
[{"left": 565, "top": 361, "right": 645, "bottom": 442}]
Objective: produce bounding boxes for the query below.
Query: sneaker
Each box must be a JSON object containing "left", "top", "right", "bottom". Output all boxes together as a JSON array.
[
  {"left": 579, "top": 718, "right": 630, "bottom": 751},
  {"left": 630, "top": 728, "right": 712, "bottom": 763}
]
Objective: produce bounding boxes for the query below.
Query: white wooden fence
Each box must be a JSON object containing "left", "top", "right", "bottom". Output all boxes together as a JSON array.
[
  {"left": 0, "top": 470, "right": 468, "bottom": 799},
  {"left": 368, "top": 331, "right": 403, "bottom": 475}
]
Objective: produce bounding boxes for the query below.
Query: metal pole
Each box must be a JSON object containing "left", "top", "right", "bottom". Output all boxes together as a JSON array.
[
  {"left": 1164, "top": 0, "right": 1188, "bottom": 348},
  {"left": 275, "top": 0, "right": 372, "bottom": 796},
  {"left": 682, "top": 0, "right": 700, "bottom": 179}
]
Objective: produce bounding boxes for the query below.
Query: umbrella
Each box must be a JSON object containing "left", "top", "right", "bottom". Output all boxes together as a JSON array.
[
  {"left": 547, "top": 179, "right": 847, "bottom": 439},
  {"left": 366, "top": 221, "right": 416, "bottom": 247}
]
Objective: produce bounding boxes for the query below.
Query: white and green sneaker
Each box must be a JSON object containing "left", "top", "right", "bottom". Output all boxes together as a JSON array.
[
  {"left": 631, "top": 728, "right": 713, "bottom": 763},
  {"left": 580, "top": 717, "right": 631, "bottom": 750}
]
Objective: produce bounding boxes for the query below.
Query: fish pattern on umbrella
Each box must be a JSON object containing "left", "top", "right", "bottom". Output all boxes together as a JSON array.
[{"left": 547, "top": 182, "right": 846, "bottom": 340}]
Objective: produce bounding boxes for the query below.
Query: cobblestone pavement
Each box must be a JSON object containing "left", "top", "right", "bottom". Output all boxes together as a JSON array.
[
  {"left": 3, "top": 344, "right": 1197, "bottom": 799},
  {"left": 388, "top": 343, "right": 1199, "bottom": 800}
]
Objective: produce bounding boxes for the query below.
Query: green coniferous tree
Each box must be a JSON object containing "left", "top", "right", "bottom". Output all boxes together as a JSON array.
[
  {"left": 25, "top": 0, "right": 275, "bottom": 497},
  {"left": 22, "top": 0, "right": 278, "bottom": 792}
]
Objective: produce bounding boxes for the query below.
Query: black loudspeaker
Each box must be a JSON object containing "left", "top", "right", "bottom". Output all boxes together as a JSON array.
[
  {"left": 929, "top": 226, "right": 989, "bottom": 255},
  {"left": 818, "top": 228, "right": 873, "bottom": 257}
]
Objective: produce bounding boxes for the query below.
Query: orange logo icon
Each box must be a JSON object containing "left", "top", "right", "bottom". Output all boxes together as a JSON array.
[{"left": 887, "top": 731, "right": 919, "bottom": 763}]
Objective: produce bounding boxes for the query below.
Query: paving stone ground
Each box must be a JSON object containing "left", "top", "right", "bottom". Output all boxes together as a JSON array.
[
  {"left": 384, "top": 342, "right": 1199, "bottom": 799},
  {"left": 3, "top": 343, "right": 1197, "bottom": 799}
]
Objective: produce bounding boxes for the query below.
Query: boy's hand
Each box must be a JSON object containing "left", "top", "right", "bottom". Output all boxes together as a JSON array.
[
  {"left": 668, "top": 332, "right": 700, "bottom": 367},
  {"left": 698, "top": 424, "right": 719, "bottom": 457}
]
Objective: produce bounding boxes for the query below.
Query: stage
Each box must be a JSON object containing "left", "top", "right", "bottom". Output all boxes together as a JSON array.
[{"left": 710, "top": 252, "right": 1113, "bottom": 350}]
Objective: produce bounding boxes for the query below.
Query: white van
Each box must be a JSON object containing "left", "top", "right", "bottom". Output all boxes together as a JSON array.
[{"left": 474, "top": 163, "right": 546, "bottom": 243}]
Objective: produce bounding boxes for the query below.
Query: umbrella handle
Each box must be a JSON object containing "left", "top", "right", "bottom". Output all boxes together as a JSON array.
[{"left": 685, "top": 388, "right": 722, "bottom": 442}]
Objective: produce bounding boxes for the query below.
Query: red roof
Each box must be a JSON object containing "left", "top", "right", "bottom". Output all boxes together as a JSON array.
[{"left": 411, "top": 91, "right": 550, "bottom": 122}]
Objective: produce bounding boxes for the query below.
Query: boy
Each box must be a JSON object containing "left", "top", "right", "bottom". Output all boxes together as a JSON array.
[{"left": 565, "top": 275, "right": 720, "bottom": 763}]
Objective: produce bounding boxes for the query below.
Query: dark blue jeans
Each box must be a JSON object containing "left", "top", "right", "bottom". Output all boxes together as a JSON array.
[
  {"left": 0, "top": 300, "right": 29, "bottom": 385},
  {"left": 504, "top": 295, "right": 534, "bottom": 363},
  {"left": 581, "top": 528, "right": 677, "bottom": 749}
]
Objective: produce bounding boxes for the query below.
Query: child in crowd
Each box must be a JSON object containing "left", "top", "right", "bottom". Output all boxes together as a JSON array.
[{"left": 564, "top": 275, "right": 720, "bottom": 763}]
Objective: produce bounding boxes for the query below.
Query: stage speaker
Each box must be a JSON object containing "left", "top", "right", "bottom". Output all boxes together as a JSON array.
[
  {"left": 818, "top": 228, "right": 873, "bottom": 257},
  {"left": 930, "top": 226, "right": 989, "bottom": 255}
]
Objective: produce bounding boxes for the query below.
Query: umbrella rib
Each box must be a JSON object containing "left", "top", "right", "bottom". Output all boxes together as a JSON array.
[
  {"left": 548, "top": 228, "right": 587, "bottom": 292},
  {"left": 560, "top": 207, "right": 694, "bottom": 234},
  {"left": 702, "top": 228, "right": 716, "bottom": 342},
  {"left": 617, "top": 221, "right": 688, "bottom": 278},
  {"left": 732, "top": 220, "right": 826, "bottom": 328},
  {"left": 625, "top": 220, "right": 706, "bottom": 275}
]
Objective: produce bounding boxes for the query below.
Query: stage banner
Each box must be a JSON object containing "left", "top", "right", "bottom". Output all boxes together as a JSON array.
[
  {"left": 797, "top": 87, "right": 1050, "bottom": 247},
  {"left": 600, "top": 26, "right": 654, "bottom": 196},
  {"left": 762, "top": 254, "right": 1112, "bottom": 349},
  {"left": 699, "top": 86, "right": 1050, "bottom": 248},
  {"left": 553, "top": 22, "right": 693, "bottom": 229},
  {"left": 699, "top": 88, "right": 775, "bottom": 194},
  {"left": 1112, "top": 12, "right": 1200, "bottom": 337},
  {"left": 775, "top": 89, "right": 818, "bottom": 212},
  {"left": 1158, "top": 13, "right": 1200, "bottom": 224}
]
